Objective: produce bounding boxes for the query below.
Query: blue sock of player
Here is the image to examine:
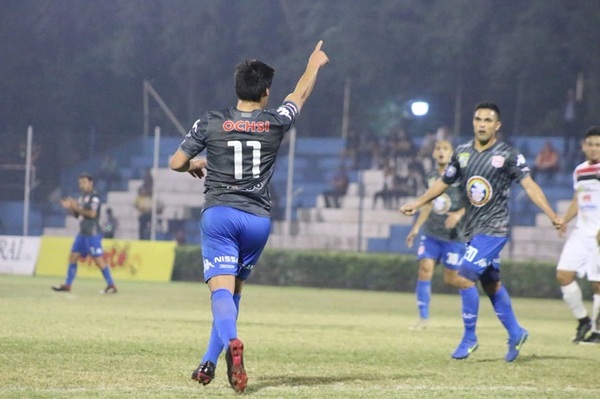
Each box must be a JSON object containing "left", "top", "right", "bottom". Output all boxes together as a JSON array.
[
  {"left": 65, "top": 263, "right": 77, "bottom": 286},
  {"left": 202, "top": 293, "right": 241, "bottom": 365},
  {"left": 416, "top": 280, "right": 431, "bottom": 320},
  {"left": 460, "top": 286, "right": 479, "bottom": 340},
  {"left": 100, "top": 266, "right": 115, "bottom": 286},
  {"left": 211, "top": 288, "right": 237, "bottom": 347},
  {"left": 489, "top": 285, "right": 521, "bottom": 338}
]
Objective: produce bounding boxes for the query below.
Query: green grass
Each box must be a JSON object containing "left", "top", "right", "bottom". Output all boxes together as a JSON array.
[{"left": 0, "top": 274, "right": 598, "bottom": 398}]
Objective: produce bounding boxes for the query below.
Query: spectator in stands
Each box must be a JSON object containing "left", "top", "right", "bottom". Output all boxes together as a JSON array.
[
  {"left": 531, "top": 140, "right": 559, "bottom": 185},
  {"left": 102, "top": 207, "right": 118, "bottom": 239},
  {"left": 323, "top": 164, "right": 349, "bottom": 208},
  {"left": 97, "top": 155, "right": 121, "bottom": 192},
  {"left": 563, "top": 88, "right": 582, "bottom": 159},
  {"left": 141, "top": 167, "right": 154, "bottom": 192},
  {"left": 372, "top": 163, "right": 397, "bottom": 209},
  {"left": 133, "top": 185, "right": 162, "bottom": 240}
]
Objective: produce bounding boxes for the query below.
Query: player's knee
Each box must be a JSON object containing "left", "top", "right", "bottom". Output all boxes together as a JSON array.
[{"left": 556, "top": 270, "right": 574, "bottom": 286}]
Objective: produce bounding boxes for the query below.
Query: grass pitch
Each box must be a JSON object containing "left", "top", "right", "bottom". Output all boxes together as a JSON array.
[{"left": 0, "top": 274, "right": 598, "bottom": 398}]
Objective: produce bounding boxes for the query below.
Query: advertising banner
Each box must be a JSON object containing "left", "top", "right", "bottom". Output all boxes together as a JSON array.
[
  {"left": 36, "top": 237, "right": 176, "bottom": 282},
  {"left": 0, "top": 235, "right": 41, "bottom": 275}
]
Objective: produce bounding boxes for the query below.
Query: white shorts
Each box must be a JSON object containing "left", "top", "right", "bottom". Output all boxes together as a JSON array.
[{"left": 557, "top": 231, "right": 600, "bottom": 281}]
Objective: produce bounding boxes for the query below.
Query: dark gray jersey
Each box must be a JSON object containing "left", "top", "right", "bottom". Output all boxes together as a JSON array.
[
  {"left": 441, "top": 140, "right": 529, "bottom": 238},
  {"left": 77, "top": 191, "right": 102, "bottom": 236},
  {"left": 422, "top": 170, "right": 467, "bottom": 241},
  {"left": 179, "top": 101, "right": 298, "bottom": 216}
]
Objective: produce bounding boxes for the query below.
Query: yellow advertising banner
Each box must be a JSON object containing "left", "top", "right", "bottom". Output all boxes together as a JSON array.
[{"left": 36, "top": 237, "right": 176, "bottom": 282}]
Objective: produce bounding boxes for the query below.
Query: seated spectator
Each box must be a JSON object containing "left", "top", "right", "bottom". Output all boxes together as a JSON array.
[
  {"left": 531, "top": 140, "right": 559, "bottom": 185},
  {"left": 372, "top": 163, "right": 397, "bottom": 209},
  {"left": 322, "top": 164, "right": 349, "bottom": 208}
]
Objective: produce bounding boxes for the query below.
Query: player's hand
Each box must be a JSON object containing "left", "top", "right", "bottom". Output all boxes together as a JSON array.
[
  {"left": 551, "top": 216, "right": 563, "bottom": 231},
  {"left": 308, "top": 40, "right": 329, "bottom": 68},
  {"left": 405, "top": 230, "right": 417, "bottom": 248},
  {"left": 596, "top": 229, "right": 600, "bottom": 246},
  {"left": 187, "top": 158, "right": 206, "bottom": 179},
  {"left": 400, "top": 203, "right": 419, "bottom": 216},
  {"left": 60, "top": 197, "right": 75, "bottom": 210}
]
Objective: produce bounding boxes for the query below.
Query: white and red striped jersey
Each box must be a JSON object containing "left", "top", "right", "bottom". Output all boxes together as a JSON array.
[{"left": 572, "top": 160, "right": 600, "bottom": 236}]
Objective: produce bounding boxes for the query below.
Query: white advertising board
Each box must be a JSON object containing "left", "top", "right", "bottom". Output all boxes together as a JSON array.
[{"left": 0, "top": 235, "right": 41, "bottom": 275}]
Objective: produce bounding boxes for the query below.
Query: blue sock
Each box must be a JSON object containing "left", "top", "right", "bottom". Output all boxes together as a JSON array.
[
  {"left": 211, "top": 289, "right": 237, "bottom": 347},
  {"left": 202, "top": 293, "right": 241, "bottom": 365},
  {"left": 101, "top": 266, "right": 114, "bottom": 286},
  {"left": 489, "top": 285, "right": 521, "bottom": 338},
  {"left": 460, "top": 286, "right": 479, "bottom": 340},
  {"left": 416, "top": 280, "right": 431, "bottom": 319},
  {"left": 65, "top": 263, "right": 77, "bottom": 286}
]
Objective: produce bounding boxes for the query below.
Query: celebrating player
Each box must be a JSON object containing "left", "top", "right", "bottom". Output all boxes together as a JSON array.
[
  {"left": 405, "top": 140, "right": 466, "bottom": 330},
  {"left": 51, "top": 173, "right": 117, "bottom": 294},
  {"left": 401, "top": 102, "right": 562, "bottom": 362},
  {"left": 169, "top": 41, "right": 329, "bottom": 393},
  {"left": 555, "top": 126, "right": 600, "bottom": 344}
]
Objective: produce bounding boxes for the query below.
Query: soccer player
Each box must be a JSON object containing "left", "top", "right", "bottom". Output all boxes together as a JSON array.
[
  {"left": 52, "top": 173, "right": 117, "bottom": 294},
  {"left": 405, "top": 140, "right": 467, "bottom": 330},
  {"left": 555, "top": 126, "right": 600, "bottom": 344},
  {"left": 169, "top": 41, "right": 329, "bottom": 393},
  {"left": 401, "top": 102, "right": 563, "bottom": 362}
]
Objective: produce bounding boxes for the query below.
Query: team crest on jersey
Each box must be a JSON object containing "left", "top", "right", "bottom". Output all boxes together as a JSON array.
[
  {"left": 432, "top": 193, "right": 452, "bottom": 215},
  {"left": 491, "top": 155, "right": 505, "bottom": 168},
  {"left": 458, "top": 153, "right": 470, "bottom": 168},
  {"left": 466, "top": 176, "right": 493, "bottom": 207}
]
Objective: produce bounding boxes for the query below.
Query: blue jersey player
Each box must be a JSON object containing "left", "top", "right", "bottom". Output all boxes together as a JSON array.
[
  {"left": 405, "top": 140, "right": 466, "bottom": 330},
  {"left": 169, "top": 41, "right": 329, "bottom": 393},
  {"left": 52, "top": 173, "right": 117, "bottom": 294},
  {"left": 402, "top": 102, "right": 563, "bottom": 362}
]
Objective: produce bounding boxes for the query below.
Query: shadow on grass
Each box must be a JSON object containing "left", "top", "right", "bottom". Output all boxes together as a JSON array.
[
  {"left": 246, "top": 371, "right": 421, "bottom": 394},
  {"left": 471, "top": 353, "right": 588, "bottom": 364}
]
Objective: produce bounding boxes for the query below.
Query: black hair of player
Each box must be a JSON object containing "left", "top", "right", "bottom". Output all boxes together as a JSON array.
[
  {"left": 584, "top": 126, "right": 600, "bottom": 139},
  {"left": 234, "top": 60, "right": 275, "bottom": 102},
  {"left": 474, "top": 102, "right": 501, "bottom": 119},
  {"left": 79, "top": 173, "right": 94, "bottom": 182}
]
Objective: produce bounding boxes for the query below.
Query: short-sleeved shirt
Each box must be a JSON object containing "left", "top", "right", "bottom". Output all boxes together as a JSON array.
[
  {"left": 571, "top": 160, "right": 600, "bottom": 236},
  {"left": 441, "top": 139, "right": 530, "bottom": 239},
  {"left": 422, "top": 170, "right": 468, "bottom": 241},
  {"left": 77, "top": 191, "right": 102, "bottom": 236},
  {"left": 179, "top": 102, "right": 298, "bottom": 217}
]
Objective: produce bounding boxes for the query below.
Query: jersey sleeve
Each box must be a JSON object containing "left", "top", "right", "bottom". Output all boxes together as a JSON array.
[
  {"left": 441, "top": 153, "right": 461, "bottom": 185},
  {"left": 271, "top": 101, "right": 299, "bottom": 132},
  {"left": 179, "top": 116, "right": 209, "bottom": 158},
  {"left": 507, "top": 147, "right": 530, "bottom": 183}
]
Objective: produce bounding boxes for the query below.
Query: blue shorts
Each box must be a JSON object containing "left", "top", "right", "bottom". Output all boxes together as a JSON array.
[
  {"left": 417, "top": 235, "right": 465, "bottom": 270},
  {"left": 201, "top": 206, "right": 271, "bottom": 282},
  {"left": 71, "top": 234, "right": 104, "bottom": 258},
  {"left": 458, "top": 235, "right": 508, "bottom": 282}
]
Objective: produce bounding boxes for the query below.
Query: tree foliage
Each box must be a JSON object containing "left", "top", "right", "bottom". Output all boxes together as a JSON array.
[{"left": 1, "top": 0, "right": 598, "bottom": 160}]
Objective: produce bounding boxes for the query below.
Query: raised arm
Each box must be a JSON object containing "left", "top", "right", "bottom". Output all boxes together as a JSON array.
[{"left": 284, "top": 41, "right": 329, "bottom": 111}]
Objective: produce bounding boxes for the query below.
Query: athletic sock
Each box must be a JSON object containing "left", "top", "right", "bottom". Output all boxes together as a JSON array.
[
  {"left": 416, "top": 280, "right": 431, "bottom": 320},
  {"left": 489, "top": 285, "right": 521, "bottom": 338},
  {"left": 101, "top": 266, "right": 115, "bottom": 286},
  {"left": 65, "top": 263, "right": 77, "bottom": 286},
  {"left": 591, "top": 294, "right": 600, "bottom": 333},
  {"left": 560, "top": 281, "right": 588, "bottom": 319},
  {"left": 211, "top": 289, "right": 237, "bottom": 347},
  {"left": 460, "top": 286, "right": 479, "bottom": 341},
  {"left": 202, "top": 293, "right": 242, "bottom": 365}
]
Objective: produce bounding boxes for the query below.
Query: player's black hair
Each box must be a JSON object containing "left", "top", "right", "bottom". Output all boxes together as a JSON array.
[
  {"left": 474, "top": 102, "right": 501, "bottom": 119},
  {"left": 584, "top": 126, "right": 600, "bottom": 138},
  {"left": 234, "top": 60, "right": 275, "bottom": 102},
  {"left": 79, "top": 173, "right": 94, "bottom": 181}
]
